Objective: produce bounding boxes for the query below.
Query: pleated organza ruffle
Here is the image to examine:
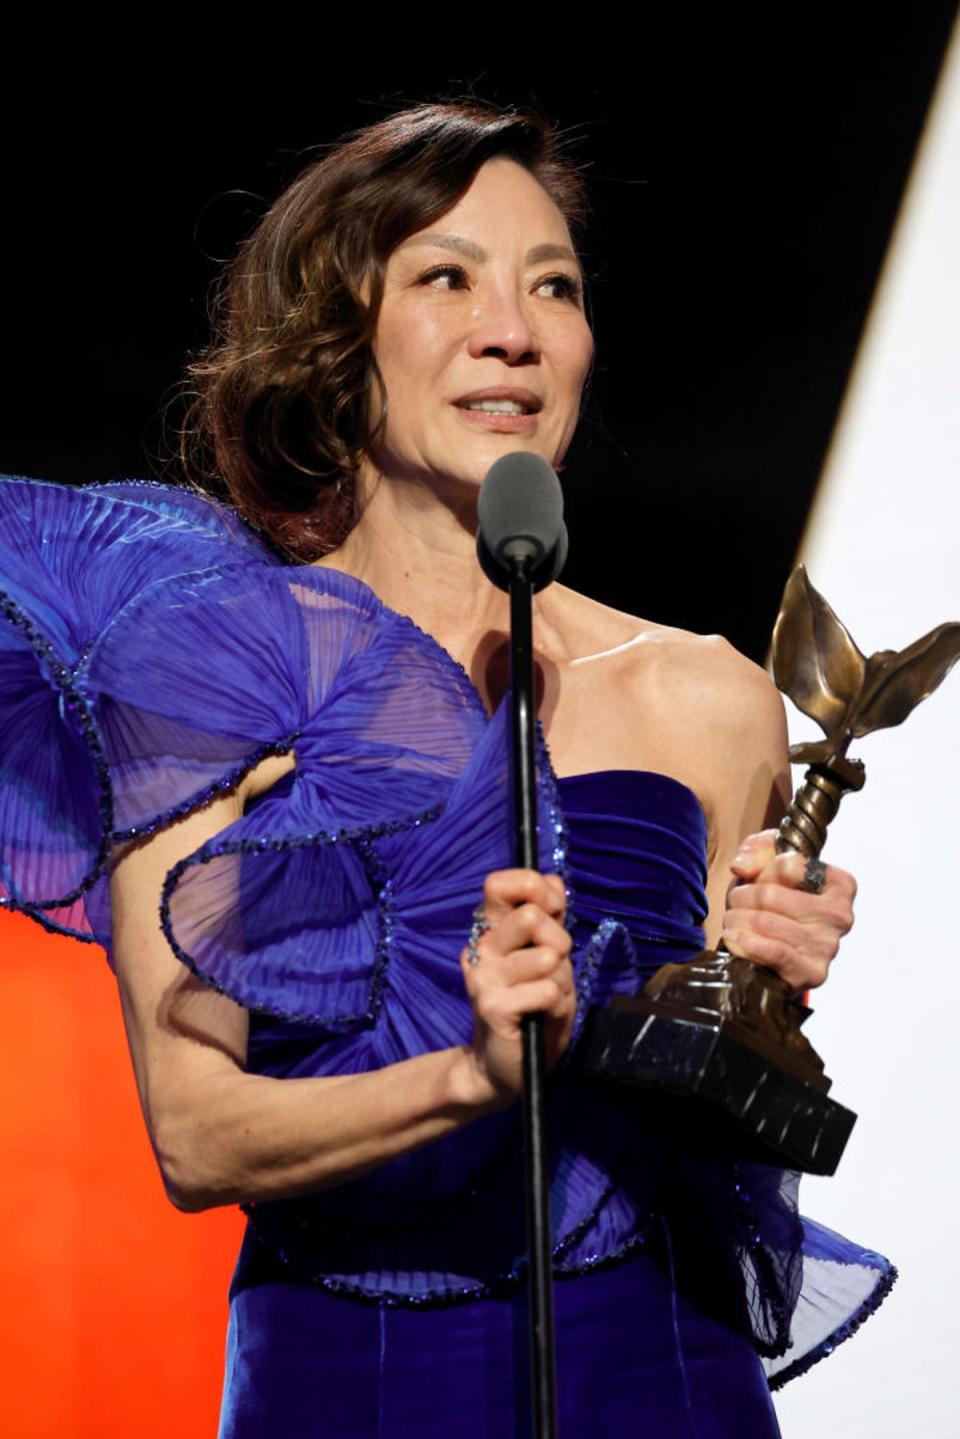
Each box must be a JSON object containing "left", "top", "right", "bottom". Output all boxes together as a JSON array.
[{"left": 0, "top": 473, "right": 896, "bottom": 1386}]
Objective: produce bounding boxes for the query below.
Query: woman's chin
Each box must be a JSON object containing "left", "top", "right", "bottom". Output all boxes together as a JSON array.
[
  {"left": 363, "top": 434, "right": 563, "bottom": 498},
  {"left": 455, "top": 431, "right": 563, "bottom": 483}
]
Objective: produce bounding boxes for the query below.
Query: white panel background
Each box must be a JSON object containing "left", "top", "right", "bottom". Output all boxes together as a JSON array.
[{"left": 772, "top": 23, "right": 960, "bottom": 1439}]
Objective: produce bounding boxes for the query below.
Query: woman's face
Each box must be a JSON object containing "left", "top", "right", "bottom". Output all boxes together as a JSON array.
[{"left": 366, "top": 157, "right": 594, "bottom": 494}]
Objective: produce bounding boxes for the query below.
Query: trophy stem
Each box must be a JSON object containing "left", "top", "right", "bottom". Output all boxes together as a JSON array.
[{"left": 776, "top": 750, "right": 865, "bottom": 859}]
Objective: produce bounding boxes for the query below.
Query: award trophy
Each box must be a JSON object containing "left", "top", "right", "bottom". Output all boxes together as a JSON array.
[{"left": 575, "top": 567, "right": 960, "bottom": 1175}]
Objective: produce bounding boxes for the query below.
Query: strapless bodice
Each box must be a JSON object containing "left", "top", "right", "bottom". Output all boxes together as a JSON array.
[{"left": 555, "top": 768, "right": 708, "bottom": 986}]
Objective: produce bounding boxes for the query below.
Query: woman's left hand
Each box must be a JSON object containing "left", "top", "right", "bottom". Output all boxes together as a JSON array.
[{"left": 721, "top": 830, "right": 857, "bottom": 995}]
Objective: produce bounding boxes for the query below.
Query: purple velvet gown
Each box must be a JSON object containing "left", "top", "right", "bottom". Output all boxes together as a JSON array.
[{"left": 0, "top": 476, "right": 896, "bottom": 1437}]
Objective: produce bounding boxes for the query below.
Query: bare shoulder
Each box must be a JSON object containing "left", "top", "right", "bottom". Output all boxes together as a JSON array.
[
  {"left": 651, "top": 628, "right": 785, "bottom": 727},
  {"left": 636, "top": 627, "right": 788, "bottom": 769},
  {"left": 552, "top": 583, "right": 782, "bottom": 723},
  {"left": 545, "top": 586, "right": 789, "bottom": 840}
]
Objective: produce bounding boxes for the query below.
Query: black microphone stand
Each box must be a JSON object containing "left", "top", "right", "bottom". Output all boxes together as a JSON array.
[
  {"left": 507, "top": 553, "right": 558, "bottom": 1439},
  {"left": 477, "top": 449, "right": 566, "bottom": 1437}
]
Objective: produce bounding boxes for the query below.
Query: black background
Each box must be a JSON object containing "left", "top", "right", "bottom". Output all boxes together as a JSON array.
[{"left": 3, "top": 10, "right": 954, "bottom": 660}]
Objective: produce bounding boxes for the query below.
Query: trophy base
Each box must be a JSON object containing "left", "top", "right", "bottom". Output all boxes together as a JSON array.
[{"left": 575, "top": 998, "right": 857, "bottom": 1176}]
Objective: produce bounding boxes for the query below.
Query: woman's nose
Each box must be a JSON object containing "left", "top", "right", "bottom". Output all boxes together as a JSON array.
[{"left": 466, "top": 288, "right": 538, "bottom": 365}]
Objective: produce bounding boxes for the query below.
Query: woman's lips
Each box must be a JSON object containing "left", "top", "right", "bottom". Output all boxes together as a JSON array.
[
  {"left": 451, "top": 387, "right": 543, "bottom": 434},
  {"left": 452, "top": 404, "right": 539, "bottom": 434}
]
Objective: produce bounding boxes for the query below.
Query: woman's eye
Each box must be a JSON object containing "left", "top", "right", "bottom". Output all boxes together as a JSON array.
[
  {"left": 418, "top": 265, "right": 468, "bottom": 290},
  {"left": 536, "top": 273, "right": 583, "bottom": 303}
]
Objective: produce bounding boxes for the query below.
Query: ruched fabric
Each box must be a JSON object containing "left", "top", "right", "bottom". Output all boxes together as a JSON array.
[{"left": 0, "top": 474, "right": 896, "bottom": 1405}]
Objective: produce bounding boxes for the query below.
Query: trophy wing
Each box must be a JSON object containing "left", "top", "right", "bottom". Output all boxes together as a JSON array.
[
  {"left": 772, "top": 566, "right": 865, "bottom": 737},
  {"left": 852, "top": 622, "right": 960, "bottom": 736}
]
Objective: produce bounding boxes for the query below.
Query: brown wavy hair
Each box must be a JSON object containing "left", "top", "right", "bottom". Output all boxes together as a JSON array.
[{"left": 178, "top": 99, "right": 589, "bottom": 561}]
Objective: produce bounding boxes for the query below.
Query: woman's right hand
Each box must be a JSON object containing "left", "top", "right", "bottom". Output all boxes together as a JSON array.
[{"left": 459, "top": 869, "right": 575, "bottom": 1107}]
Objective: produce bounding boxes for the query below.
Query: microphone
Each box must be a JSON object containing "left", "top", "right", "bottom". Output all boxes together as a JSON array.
[
  {"left": 476, "top": 452, "right": 568, "bottom": 591},
  {"left": 475, "top": 449, "right": 567, "bottom": 1436}
]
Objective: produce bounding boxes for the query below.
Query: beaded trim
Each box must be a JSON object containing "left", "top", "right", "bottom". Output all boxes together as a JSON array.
[
  {"left": 353, "top": 831, "right": 398, "bottom": 1028},
  {"left": 238, "top": 1202, "right": 658, "bottom": 1310},
  {"left": 0, "top": 587, "right": 114, "bottom": 909},
  {"left": 767, "top": 1261, "right": 899, "bottom": 1391},
  {"left": 109, "top": 732, "right": 305, "bottom": 847},
  {"left": 0, "top": 896, "right": 99, "bottom": 945},
  {"left": 565, "top": 916, "right": 627, "bottom": 1055},
  {"left": 158, "top": 800, "right": 444, "bottom": 1028},
  {"left": 4, "top": 472, "right": 286, "bottom": 561},
  {"left": 550, "top": 1179, "right": 617, "bottom": 1265},
  {"left": 554, "top": 1216, "right": 654, "bottom": 1281},
  {"left": 536, "top": 722, "right": 571, "bottom": 889},
  {"left": 2, "top": 473, "right": 285, "bottom": 577}
]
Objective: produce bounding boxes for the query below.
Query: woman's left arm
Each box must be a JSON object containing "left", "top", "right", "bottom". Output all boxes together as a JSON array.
[{"left": 700, "top": 648, "right": 857, "bottom": 996}]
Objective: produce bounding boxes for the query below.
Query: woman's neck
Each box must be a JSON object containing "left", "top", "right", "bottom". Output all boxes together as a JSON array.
[{"left": 313, "top": 466, "right": 518, "bottom": 659}]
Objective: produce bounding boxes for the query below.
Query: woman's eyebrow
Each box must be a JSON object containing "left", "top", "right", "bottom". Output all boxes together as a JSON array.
[
  {"left": 400, "top": 235, "right": 580, "bottom": 269},
  {"left": 525, "top": 242, "right": 579, "bottom": 266},
  {"left": 401, "top": 234, "right": 486, "bottom": 261}
]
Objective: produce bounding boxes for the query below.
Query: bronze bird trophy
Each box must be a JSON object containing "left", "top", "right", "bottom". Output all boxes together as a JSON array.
[{"left": 575, "top": 567, "right": 960, "bottom": 1175}]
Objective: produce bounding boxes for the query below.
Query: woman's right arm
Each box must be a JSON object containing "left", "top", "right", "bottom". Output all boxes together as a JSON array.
[{"left": 109, "top": 794, "right": 573, "bottom": 1214}]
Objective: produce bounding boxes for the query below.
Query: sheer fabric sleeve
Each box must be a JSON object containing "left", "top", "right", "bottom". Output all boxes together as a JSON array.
[{"left": 0, "top": 475, "right": 286, "bottom": 945}]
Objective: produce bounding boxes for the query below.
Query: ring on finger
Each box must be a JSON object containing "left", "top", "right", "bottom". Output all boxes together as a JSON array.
[
  {"left": 798, "top": 856, "right": 827, "bottom": 894},
  {"left": 466, "top": 906, "right": 491, "bottom": 967}
]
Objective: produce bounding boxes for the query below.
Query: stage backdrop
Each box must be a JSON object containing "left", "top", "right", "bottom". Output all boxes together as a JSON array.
[{"left": 773, "top": 22, "right": 960, "bottom": 1439}]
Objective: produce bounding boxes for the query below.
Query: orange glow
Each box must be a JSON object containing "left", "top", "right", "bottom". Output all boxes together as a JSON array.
[{"left": 0, "top": 909, "right": 244, "bottom": 1438}]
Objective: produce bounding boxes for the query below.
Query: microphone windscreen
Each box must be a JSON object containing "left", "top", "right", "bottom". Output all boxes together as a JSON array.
[{"left": 477, "top": 452, "right": 564, "bottom": 564}]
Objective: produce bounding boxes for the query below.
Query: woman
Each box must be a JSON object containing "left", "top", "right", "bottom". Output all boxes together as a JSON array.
[{"left": 0, "top": 100, "right": 893, "bottom": 1436}]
